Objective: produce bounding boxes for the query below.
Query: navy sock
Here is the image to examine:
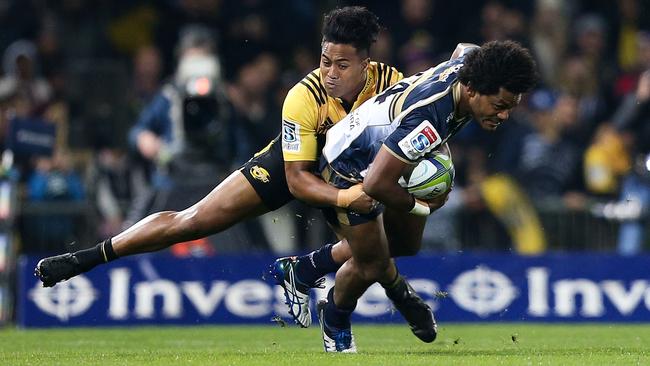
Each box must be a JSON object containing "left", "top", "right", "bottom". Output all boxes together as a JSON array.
[
  {"left": 295, "top": 243, "right": 339, "bottom": 285},
  {"left": 74, "top": 238, "right": 118, "bottom": 272},
  {"left": 325, "top": 287, "right": 355, "bottom": 329},
  {"left": 381, "top": 273, "right": 408, "bottom": 302}
]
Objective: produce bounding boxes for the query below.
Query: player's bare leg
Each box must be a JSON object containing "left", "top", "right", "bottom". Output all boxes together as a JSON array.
[
  {"left": 35, "top": 171, "right": 269, "bottom": 287},
  {"left": 381, "top": 208, "right": 437, "bottom": 342},
  {"left": 333, "top": 220, "right": 395, "bottom": 306},
  {"left": 316, "top": 219, "right": 392, "bottom": 352},
  {"left": 113, "top": 171, "right": 269, "bottom": 255},
  {"left": 270, "top": 209, "right": 428, "bottom": 328}
]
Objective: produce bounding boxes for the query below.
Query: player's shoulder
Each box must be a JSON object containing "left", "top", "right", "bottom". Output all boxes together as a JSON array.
[
  {"left": 369, "top": 61, "right": 402, "bottom": 92},
  {"left": 450, "top": 43, "right": 480, "bottom": 60},
  {"left": 369, "top": 61, "right": 399, "bottom": 76},
  {"left": 412, "top": 58, "right": 463, "bottom": 94},
  {"left": 286, "top": 68, "right": 327, "bottom": 107}
]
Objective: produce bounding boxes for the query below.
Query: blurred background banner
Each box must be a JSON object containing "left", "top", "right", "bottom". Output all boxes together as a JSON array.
[
  {"left": 6, "top": 117, "right": 56, "bottom": 158},
  {"left": 17, "top": 253, "right": 650, "bottom": 327}
]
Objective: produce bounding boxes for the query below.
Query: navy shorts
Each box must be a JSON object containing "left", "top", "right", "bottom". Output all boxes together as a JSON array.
[{"left": 319, "top": 164, "right": 383, "bottom": 227}]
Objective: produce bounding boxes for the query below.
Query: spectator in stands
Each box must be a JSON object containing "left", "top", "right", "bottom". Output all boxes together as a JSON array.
[
  {"left": 529, "top": 0, "right": 569, "bottom": 87},
  {"left": 606, "top": 70, "right": 650, "bottom": 255},
  {"left": 0, "top": 38, "right": 64, "bottom": 179},
  {"left": 131, "top": 45, "right": 163, "bottom": 106},
  {"left": 92, "top": 144, "right": 149, "bottom": 237},
  {"left": 128, "top": 24, "right": 235, "bottom": 204},
  {"left": 227, "top": 52, "right": 281, "bottom": 164},
  {"left": 559, "top": 14, "right": 614, "bottom": 147},
  {"left": 24, "top": 150, "right": 85, "bottom": 249},
  {"left": 498, "top": 88, "right": 585, "bottom": 205},
  {"left": 0, "top": 39, "right": 52, "bottom": 112}
]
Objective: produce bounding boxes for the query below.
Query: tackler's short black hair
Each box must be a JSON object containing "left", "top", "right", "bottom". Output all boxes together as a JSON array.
[{"left": 322, "top": 6, "right": 380, "bottom": 55}]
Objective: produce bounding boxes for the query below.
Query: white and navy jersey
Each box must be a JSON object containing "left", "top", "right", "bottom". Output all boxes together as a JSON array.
[{"left": 321, "top": 56, "right": 472, "bottom": 182}]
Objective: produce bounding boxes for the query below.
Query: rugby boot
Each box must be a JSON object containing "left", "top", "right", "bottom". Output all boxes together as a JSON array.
[
  {"left": 35, "top": 253, "right": 84, "bottom": 288},
  {"left": 317, "top": 300, "right": 357, "bottom": 353},
  {"left": 386, "top": 277, "right": 438, "bottom": 343},
  {"left": 267, "top": 256, "right": 324, "bottom": 327}
]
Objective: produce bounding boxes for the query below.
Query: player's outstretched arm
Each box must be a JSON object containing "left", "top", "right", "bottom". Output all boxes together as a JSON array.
[{"left": 285, "top": 161, "right": 375, "bottom": 213}]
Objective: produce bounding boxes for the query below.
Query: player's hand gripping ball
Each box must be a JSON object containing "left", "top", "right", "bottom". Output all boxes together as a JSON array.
[{"left": 399, "top": 152, "right": 454, "bottom": 199}]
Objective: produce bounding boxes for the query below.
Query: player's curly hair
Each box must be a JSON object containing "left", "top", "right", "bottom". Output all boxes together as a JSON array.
[
  {"left": 322, "top": 6, "right": 380, "bottom": 55},
  {"left": 458, "top": 40, "right": 538, "bottom": 95}
]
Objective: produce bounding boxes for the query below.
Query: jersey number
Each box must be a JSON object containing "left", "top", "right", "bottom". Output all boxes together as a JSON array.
[{"left": 374, "top": 81, "right": 409, "bottom": 104}]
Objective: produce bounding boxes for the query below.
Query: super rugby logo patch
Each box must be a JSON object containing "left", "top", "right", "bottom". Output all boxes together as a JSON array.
[
  {"left": 398, "top": 120, "right": 441, "bottom": 160},
  {"left": 282, "top": 120, "right": 301, "bottom": 152}
]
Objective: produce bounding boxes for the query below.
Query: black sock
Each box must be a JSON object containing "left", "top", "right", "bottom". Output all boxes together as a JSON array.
[
  {"left": 73, "top": 238, "right": 118, "bottom": 272},
  {"left": 295, "top": 243, "right": 339, "bottom": 285},
  {"left": 325, "top": 287, "right": 355, "bottom": 329}
]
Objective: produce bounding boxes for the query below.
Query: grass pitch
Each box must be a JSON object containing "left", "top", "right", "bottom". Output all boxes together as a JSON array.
[{"left": 1, "top": 323, "right": 649, "bottom": 365}]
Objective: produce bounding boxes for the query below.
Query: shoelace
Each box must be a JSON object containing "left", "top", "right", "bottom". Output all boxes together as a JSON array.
[{"left": 284, "top": 272, "right": 305, "bottom": 309}]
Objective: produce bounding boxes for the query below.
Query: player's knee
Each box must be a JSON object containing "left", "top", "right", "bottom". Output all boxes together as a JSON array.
[{"left": 357, "top": 258, "right": 391, "bottom": 281}]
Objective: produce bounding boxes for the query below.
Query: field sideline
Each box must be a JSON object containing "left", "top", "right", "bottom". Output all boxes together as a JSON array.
[{"left": 1, "top": 323, "right": 648, "bottom": 365}]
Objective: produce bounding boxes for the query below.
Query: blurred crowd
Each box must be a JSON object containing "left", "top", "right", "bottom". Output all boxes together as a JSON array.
[{"left": 1, "top": 0, "right": 649, "bottom": 255}]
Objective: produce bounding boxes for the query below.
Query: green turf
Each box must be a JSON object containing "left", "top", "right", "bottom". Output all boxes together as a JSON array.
[{"left": 1, "top": 323, "right": 649, "bottom": 365}]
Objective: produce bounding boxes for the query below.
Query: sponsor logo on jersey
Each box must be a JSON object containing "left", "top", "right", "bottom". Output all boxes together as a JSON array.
[
  {"left": 282, "top": 120, "right": 301, "bottom": 152},
  {"left": 410, "top": 125, "right": 438, "bottom": 152},
  {"left": 445, "top": 112, "right": 454, "bottom": 124},
  {"left": 348, "top": 110, "right": 361, "bottom": 130},
  {"left": 439, "top": 64, "right": 462, "bottom": 82},
  {"left": 398, "top": 120, "right": 441, "bottom": 160},
  {"left": 282, "top": 120, "right": 297, "bottom": 142},
  {"left": 250, "top": 165, "right": 270, "bottom": 183},
  {"left": 411, "top": 128, "right": 436, "bottom": 152}
]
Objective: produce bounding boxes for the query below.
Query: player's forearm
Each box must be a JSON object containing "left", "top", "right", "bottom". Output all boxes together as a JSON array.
[
  {"left": 363, "top": 179, "right": 414, "bottom": 212},
  {"left": 364, "top": 147, "right": 415, "bottom": 212},
  {"left": 286, "top": 170, "right": 339, "bottom": 207}
]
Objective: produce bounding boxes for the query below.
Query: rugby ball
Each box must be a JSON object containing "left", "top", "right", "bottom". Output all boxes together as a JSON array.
[{"left": 399, "top": 152, "right": 454, "bottom": 199}]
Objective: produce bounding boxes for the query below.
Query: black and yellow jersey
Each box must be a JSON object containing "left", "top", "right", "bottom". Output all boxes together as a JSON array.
[{"left": 281, "top": 62, "right": 403, "bottom": 162}]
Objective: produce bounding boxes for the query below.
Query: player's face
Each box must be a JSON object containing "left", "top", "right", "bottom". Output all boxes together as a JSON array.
[
  {"left": 468, "top": 87, "right": 521, "bottom": 131},
  {"left": 320, "top": 42, "right": 369, "bottom": 101}
]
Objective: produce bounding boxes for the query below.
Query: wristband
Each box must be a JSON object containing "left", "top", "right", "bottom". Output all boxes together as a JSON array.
[
  {"left": 336, "top": 184, "right": 364, "bottom": 208},
  {"left": 409, "top": 197, "right": 431, "bottom": 216}
]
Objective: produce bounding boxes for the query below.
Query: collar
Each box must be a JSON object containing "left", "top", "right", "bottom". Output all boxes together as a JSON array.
[
  {"left": 452, "top": 81, "right": 462, "bottom": 113},
  {"left": 451, "top": 81, "right": 470, "bottom": 121},
  {"left": 358, "top": 66, "right": 373, "bottom": 98}
]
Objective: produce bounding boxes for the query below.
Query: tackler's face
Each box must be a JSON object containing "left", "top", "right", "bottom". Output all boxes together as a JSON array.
[
  {"left": 468, "top": 87, "right": 522, "bottom": 131},
  {"left": 319, "top": 42, "right": 368, "bottom": 99}
]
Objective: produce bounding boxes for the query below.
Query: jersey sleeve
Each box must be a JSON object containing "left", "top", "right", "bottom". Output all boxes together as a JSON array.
[
  {"left": 388, "top": 66, "right": 404, "bottom": 84},
  {"left": 375, "top": 63, "right": 404, "bottom": 93},
  {"left": 382, "top": 106, "right": 443, "bottom": 163},
  {"left": 281, "top": 83, "right": 321, "bottom": 161}
]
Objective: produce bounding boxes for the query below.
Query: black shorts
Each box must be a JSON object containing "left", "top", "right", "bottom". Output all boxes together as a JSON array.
[
  {"left": 319, "top": 164, "right": 383, "bottom": 227},
  {"left": 239, "top": 135, "right": 295, "bottom": 210}
]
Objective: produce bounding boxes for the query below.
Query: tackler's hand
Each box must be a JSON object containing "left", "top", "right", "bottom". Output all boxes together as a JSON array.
[{"left": 337, "top": 184, "right": 377, "bottom": 214}]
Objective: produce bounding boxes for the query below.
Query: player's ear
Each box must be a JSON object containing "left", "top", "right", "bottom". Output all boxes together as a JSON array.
[{"left": 466, "top": 84, "right": 477, "bottom": 98}]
